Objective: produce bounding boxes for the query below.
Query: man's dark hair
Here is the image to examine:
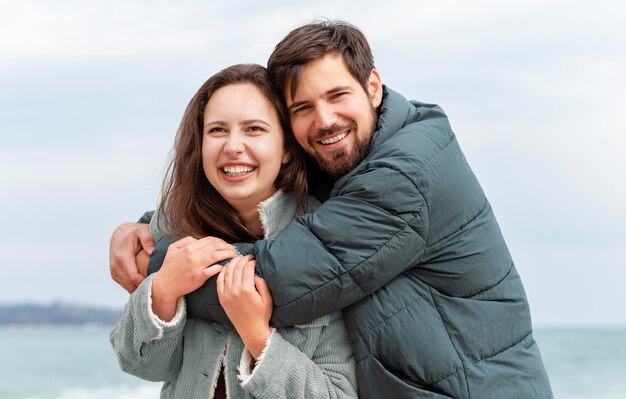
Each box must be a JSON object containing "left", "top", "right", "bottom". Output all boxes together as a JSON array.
[{"left": 268, "top": 20, "right": 375, "bottom": 99}]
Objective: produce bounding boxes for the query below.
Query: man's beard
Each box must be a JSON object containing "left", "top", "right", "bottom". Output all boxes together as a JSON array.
[{"left": 308, "top": 106, "right": 377, "bottom": 178}]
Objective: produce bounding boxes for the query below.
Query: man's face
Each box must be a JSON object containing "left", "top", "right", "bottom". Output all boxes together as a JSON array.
[{"left": 284, "top": 53, "right": 383, "bottom": 178}]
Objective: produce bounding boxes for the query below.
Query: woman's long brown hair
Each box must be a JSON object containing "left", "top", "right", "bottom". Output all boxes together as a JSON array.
[{"left": 159, "top": 64, "right": 308, "bottom": 242}]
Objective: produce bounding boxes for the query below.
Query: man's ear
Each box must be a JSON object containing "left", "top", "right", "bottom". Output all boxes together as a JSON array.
[{"left": 367, "top": 69, "right": 383, "bottom": 108}]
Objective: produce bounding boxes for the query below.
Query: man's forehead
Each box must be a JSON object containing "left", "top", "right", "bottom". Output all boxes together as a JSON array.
[{"left": 284, "top": 54, "right": 354, "bottom": 103}]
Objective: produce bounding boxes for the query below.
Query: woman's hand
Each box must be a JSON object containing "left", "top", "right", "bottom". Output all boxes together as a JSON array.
[
  {"left": 151, "top": 236, "right": 237, "bottom": 321},
  {"left": 217, "top": 256, "right": 273, "bottom": 359}
]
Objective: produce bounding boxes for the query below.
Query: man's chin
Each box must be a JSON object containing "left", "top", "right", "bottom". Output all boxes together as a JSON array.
[
  {"left": 311, "top": 130, "right": 372, "bottom": 177},
  {"left": 315, "top": 153, "right": 359, "bottom": 178}
]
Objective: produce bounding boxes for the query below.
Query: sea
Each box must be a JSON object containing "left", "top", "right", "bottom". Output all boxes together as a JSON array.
[{"left": 0, "top": 326, "right": 624, "bottom": 398}]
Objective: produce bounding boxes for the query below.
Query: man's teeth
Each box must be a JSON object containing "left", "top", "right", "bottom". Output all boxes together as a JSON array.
[
  {"left": 320, "top": 132, "right": 348, "bottom": 145},
  {"left": 222, "top": 166, "right": 254, "bottom": 176}
]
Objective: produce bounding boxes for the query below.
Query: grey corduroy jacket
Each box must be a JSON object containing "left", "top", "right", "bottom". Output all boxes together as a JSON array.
[{"left": 110, "top": 191, "right": 357, "bottom": 399}]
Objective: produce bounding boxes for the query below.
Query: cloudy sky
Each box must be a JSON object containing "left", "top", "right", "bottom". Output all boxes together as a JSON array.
[{"left": 1, "top": 0, "right": 624, "bottom": 327}]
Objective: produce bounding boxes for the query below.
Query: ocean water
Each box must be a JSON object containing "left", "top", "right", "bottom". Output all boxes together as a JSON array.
[
  {"left": 0, "top": 326, "right": 624, "bottom": 398},
  {"left": 534, "top": 327, "right": 626, "bottom": 398},
  {"left": 0, "top": 327, "right": 160, "bottom": 399}
]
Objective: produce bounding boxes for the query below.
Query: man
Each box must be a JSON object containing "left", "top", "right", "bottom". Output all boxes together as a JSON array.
[{"left": 110, "top": 21, "right": 552, "bottom": 398}]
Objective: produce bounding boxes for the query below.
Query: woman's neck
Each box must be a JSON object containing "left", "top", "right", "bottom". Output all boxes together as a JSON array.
[
  {"left": 229, "top": 190, "right": 280, "bottom": 239},
  {"left": 237, "top": 206, "right": 263, "bottom": 237}
]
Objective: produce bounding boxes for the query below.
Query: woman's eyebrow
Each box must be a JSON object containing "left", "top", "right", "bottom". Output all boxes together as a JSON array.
[
  {"left": 205, "top": 120, "right": 226, "bottom": 127},
  {"left": 240, "top": 119, "right": 270, "bottom": 126}
]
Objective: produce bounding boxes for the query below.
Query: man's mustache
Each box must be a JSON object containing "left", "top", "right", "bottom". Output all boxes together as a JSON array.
[{"left": 311, "top": 122, "right": 357, "bottom": 142}]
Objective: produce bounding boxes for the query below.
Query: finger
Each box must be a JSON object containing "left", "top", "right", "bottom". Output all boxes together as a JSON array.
[
  {"left": 137, "top": 226, "right": 156, "bottom": 255},
  {"left": 216, "top": 265, "right": 225, "bottom": 298},
  {"left": 201, "top": 264, "right": 223, "bottom": 280},
  {"left": 182, "top": 236, "right": 237, "bottom": 263},
  {"left": 136, "top": 249, "right": 150, "bottom": 277},
  {"left": 222, "top": 257, "right": 239, "bottom": 293},
  {"left": 111, "top": 269, "right": 134, "bottom": 294},
  {"left": 113, "top": 270, "right": 136, "bottom": 294},
  {"left": 254, "top": 276, "right": 272, "bottom": 302},
  {"left": 110, "top": 223, "right": 141, "bottom": 292},
  {"left": 197, "top": 235, "right": 231, "bottom": 247},
  {"left": 195, "top": 236, "right": 235, "bottom": 251},
  {"left": 113, "top": 252, "right": 141, "bottom": 293},
  {"left": 241, "top": 259, "right": 256, "bottom": 291},
  {"left": 200, "top": 249, "right": 238, "bottom": 267},
  {"left": 200, "top": 236, "right": 239, "bottom": 254},
  {"left": 230, "top": 256, "right": 249, "bottom": 291},
  {"left": 130, "top": 272, "right": 145, "bottom": 289},
  {"left": 234, "top": 255, "right": 255, "bottom": 291},
  {"left": 196, "top": 237, "right": 238, "bottom": 261},
  {"left": 170, "top": 236, "right": 197, "bottom": 250}
]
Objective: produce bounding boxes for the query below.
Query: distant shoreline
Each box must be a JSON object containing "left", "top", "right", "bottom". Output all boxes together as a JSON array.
[
  {"left": 0, "top": 323, "right": 116, "bottom": 330},
  {"left": 0, "top": 302, "right": 122, "bottom": 326},
  {"left": 3, "top": 302, "right": 623, "bottom": 329}
]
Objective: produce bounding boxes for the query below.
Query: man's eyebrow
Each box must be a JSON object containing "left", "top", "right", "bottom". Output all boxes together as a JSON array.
[
  {"left": 327, "top": 85, "right": 352, "bottom": 94},
  {"left": 288, "top": 85, "right": 353, "bottom": 111}
]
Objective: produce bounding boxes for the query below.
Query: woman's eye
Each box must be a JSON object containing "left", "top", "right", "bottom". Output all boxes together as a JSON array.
[
  {"left": 208, "top": 127, "right": 226, "bottom": 135},
  {"left": 247, "top": 126, "right": 265, "bottom": 134}
]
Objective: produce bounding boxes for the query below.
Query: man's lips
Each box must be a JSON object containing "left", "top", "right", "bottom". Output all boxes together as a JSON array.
[
  {"left": 315, "top": 123, "right": 355, "bottom": 146},
  {"left": 318, "top": 131, "right": 349, "bottom": 145}
]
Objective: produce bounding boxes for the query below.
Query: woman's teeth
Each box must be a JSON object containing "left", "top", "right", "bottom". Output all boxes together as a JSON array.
[{"left": 222, "top": 165, "right": 254, "bottom": 176}]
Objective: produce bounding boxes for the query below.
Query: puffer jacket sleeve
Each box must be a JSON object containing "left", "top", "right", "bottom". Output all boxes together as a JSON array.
[
  {"left": 137, "top": 210, "right": 154, "bottom": 224},
  {"left": 109, "top": 275, "right": 186, "bottom": 382},
  {"left": 239, "top": 312, "right": 358, "bottom": 399},
  {"left": 257, "top": 165, "right": 428, "bottom": 327}
]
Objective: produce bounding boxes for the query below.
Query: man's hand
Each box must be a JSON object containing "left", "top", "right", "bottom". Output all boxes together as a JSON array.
[{"left": 109, "top": 222, "right": 156, "bottom": 293}]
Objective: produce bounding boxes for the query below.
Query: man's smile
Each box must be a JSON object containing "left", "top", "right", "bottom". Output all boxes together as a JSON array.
[{"left": 319, "top": 131, "right": 349, "bottom": 145}]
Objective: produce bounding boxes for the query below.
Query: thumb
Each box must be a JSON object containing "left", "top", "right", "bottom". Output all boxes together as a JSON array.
[{"left": 138, "top": 228, "right": 157, "bottom": 255}]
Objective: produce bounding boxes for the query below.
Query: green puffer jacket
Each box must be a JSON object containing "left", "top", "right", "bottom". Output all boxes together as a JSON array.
[{"left": 179, "top": 87, "right": 552, "bottom": 398}]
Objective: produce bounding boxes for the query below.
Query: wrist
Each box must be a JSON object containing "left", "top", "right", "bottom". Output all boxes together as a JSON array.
[
  {"left": 241, "top": 325, "right": 272, "bottom": 360},
  {"left": 151, "top": 273, "right": 180, "bottom": 321},
  {"left": 152, "top": 273, "right": 179, "bottom": 302}
]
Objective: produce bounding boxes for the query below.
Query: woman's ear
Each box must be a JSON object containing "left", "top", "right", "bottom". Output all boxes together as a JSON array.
[{"left": 282, "top": 151, "right": 292, "bottom": 165}]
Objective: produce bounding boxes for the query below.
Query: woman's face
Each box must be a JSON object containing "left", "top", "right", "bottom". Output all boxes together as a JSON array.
[{"left": 202, "top": 83, "right": 290, "bottom": 213}]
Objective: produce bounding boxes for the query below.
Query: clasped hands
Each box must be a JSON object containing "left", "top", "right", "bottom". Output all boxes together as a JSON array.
[{"left": 110, "top": 223, "right": 273, "bottom": 358}]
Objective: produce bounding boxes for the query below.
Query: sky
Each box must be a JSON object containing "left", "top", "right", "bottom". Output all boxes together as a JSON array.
[{"left": 1, "top": 0, "right": 624, "bottom": 327}]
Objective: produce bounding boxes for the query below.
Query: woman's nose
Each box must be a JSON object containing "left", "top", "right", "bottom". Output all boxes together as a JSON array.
[{"left": 224, "top": 132, "right": 245, "bottom": 155}]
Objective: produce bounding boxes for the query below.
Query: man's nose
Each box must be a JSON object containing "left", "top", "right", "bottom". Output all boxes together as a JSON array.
[{"left": 314, "top": 103, "right": 337, "bottom": 131}]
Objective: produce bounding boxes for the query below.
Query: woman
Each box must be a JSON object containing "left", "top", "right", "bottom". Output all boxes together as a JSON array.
[{"left": 110, "top": 64, "right": 358, "bottom": 399}]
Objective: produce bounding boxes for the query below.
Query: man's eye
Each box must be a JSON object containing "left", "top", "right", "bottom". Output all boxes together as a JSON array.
[
  {"left": 332, "top": 92, "right": 347, "bottom": 100},
  {"left": 293, "top": 105, "right": 310, "bottom": 114}
]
